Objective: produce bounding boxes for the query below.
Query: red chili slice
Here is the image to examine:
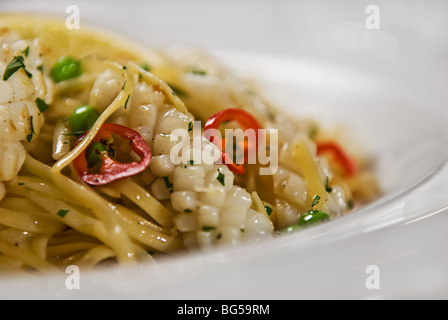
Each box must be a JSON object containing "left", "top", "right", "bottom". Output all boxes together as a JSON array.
[
  {"left": 316, "top": 141, "right": 358, "bottom": 177},
  {"left": 73, "top": 123, "right": 151, "bottom": 185},
  {"left": 204, "top": 108, "right": 263, "bottom": 175}
]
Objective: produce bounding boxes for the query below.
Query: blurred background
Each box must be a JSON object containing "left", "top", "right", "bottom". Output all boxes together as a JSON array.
[
  {"left": 2, "top": 0, "right": 447, "bottom": 123},
  {"left": 2, "top": 0, "right": 448, "bottom": 65}
]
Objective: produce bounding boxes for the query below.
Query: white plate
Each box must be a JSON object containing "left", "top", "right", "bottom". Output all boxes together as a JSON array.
[{"left": 1, "top": 0, "right": 448, "bottom": 299}]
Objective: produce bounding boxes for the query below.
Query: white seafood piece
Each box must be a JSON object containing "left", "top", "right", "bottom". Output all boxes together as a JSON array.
[
  {"left": 273, "top": 166, "right": 308, "bottom": 208},
  {"left": 0, "top": 30, "right": 52, "bottom": 181},
  {"left": 89, "top": 68, "right": 124, "bottom": 111},
  {"left": 136, "top": 97, "right": 275, "bottom": 248},
  {"left": 0, "top": 100, "right": 44, "bottom": 143},
  {"left": 0, "top": 142, "right": 26, "bottom": 181}
]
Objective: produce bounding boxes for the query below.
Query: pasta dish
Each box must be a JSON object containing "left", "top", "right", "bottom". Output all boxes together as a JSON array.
[{"left": 0, "top": 14, "right": 379, "bottom": 274}]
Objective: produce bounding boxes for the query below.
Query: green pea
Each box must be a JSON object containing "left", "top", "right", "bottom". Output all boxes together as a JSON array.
[
  {"left": 298, "top": 210, "right": 330, "bottom": 226},
  {"left": 50, "top": 56, "right": 82, "bottom": 83},
  {"left": 69, "top": 105, "right": 99, "bottom": 134},
  {"left": 86, "top": 142, "right": 107, "bottom": 168},
  {"left": 277, "top": 224, "right": 301, "bottom": 234}
]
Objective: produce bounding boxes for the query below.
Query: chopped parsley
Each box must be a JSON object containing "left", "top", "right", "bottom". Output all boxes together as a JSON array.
[
  {"left": 124, "top": 94, "right": 130, "bottom": 109},
  {"left": 188, "top": 121, "right": 193, "bottom": 132},
  {"left": 308, "top": 124, "right": 318, "bottom": 139},
  {"left": 139, "top": 63, "right": 151, "bottom": 72},
  {"left": 57, "top": 209, "right": 70, "bottom": 218},
  {"left": 325, "top": 176, "right": 333, "bottom": 193},
  {"left": 190, "top": 69, "right": 207, "bottom": 76},
  {"left": 347, "top": 199, "right": 354, "bottom": 209},
  {"left": 35, "top": 97, "right": 49, "bottom": 113},
  {"left": 202, "top": 226, "right": 216, "bottom": 232},
  {"left": 3, "top": 56, "right": 32, "bottom": 80},
  {"left": 162, "top": 176, "right": 173, "bottom": 190},
  {"left": 169, "top": 84, "right": 186, "bottom": 98},
  {"left": 264, "top": 205, "right": 273, "bottom": 216},
  {"left": 217, "top": 169, "right": 225, "bottom": 186},
  {"left": 311, "top": 194, "right": 320, "bottom": 207},
  {"left": 21, "top": 46, "right": 30, "bottom": 57},
  {"left": 26, "top": 116, "right": 35, "bottom": 142}
]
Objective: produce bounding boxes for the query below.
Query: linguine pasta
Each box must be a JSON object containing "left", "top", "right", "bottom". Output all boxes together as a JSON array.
[{"left": 0, "top": 14, "right": 379, "bottom": 274}]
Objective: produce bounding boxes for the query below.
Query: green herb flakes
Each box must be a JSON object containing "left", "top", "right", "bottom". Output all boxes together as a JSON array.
[
  {"left": 57, "top": 209, "right": 69, "bottom": 218},
  {"left": 3, "top": 56, "right": 32, "bottom": 81},
  {"left": 311, "top": 194, "right": 320, "bottom": 207},
  {"left": 35, "top": 97, "right": 49, "bottom": 113},
  {"left": 139, "top": 63, "right": 151, "bottom": 72},
  {"left": 124, "top": 94, "right": 130, "bottom": 109},
  {"left": 21, "top": 46, "right": 30, "bottom": 57},
  {"left": 26, "top": 116, "right": 35, "bottom": 142},
  {"left": 325, "top": 177, "right": 333, "bottom": 193},
  {"left": 162, "top": 176, "right": 173, "bottom": 190},
  {"left": 217, "top": 169, "right": 225, "bottom": 186},
  {"left": 264, "top": 205, "right": 273, "bottom": 216}
]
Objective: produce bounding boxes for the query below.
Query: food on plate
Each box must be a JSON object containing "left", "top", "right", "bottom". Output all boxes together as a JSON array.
[{"left": 0, "top": 14, "right": 379, "bottom": 274}]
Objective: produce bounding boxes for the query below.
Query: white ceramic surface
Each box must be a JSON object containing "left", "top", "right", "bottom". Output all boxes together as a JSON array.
[{"left": 1, "top": 0, "right": 448, "bottom": 299}]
